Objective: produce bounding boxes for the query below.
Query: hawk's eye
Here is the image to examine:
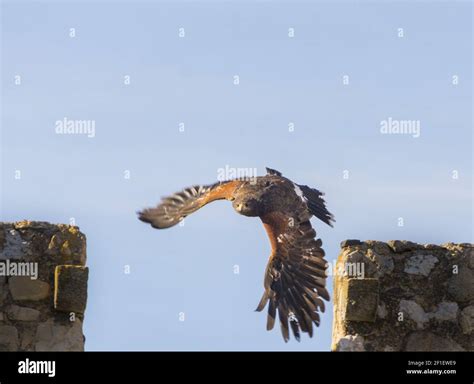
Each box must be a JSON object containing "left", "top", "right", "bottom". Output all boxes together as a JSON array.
[{"left": 245, "top": 199, "right": 257, "bottom": 208}]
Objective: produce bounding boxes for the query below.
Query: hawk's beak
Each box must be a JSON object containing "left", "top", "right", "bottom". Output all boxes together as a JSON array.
[{"left": 236, "top": 203, "right": 243, "bottom": 212}]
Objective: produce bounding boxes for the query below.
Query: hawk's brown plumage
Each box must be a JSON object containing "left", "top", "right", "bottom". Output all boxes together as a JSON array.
[{"left": 138, "top": 167, "right": 334, "bottom": 342}]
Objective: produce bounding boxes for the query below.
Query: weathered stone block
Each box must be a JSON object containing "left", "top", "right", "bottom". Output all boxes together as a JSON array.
[
  {"left": 0, "top": 284, "right": 8, "bottom": 306},
  {"left": 341, "top": 239, "right": 362, "bottom": 248},
  {"left": 460, "top": 306, "right": 474, "bottom": 334},
  {"left": 430, "top": 302, "right": 458, "bottom": 322},
  {"left": 332, "top": 241, "right": 473, "bottom": 351},
  {"left": 14, "top": 220, "right": 54, "bottom": 230},
  {"left": 334, "top": 334, "right": 365, "bottom": 351},
  {"left": 0, "top": 221, "right": 88, "bottom": 352},
  {"left": 468, "top": 248, "right": 474, "bottom": 269},
  {"left": 0, "top": 229, "right": 30, "bottom": 260},
  {"left": 343, "top": 278, "right": 379, "bottom": 322},
  {"left": 6, "top": 305, "right": 41, "bottom": 321},
  {"left": 46, "top": 226, "right": 86, "bottom": 265},
  {"left": 448, "top": 267, "right": 474, "bottom": 302},
  {"left": 9, "top": 277, "right": 50, "bottom": 301},
  {"left": 387, "top": 240, "right": 421, "bottom": 253},
  {"left": 20, "top": 327, "right": 36, "bottom": 351},
  {"left": 404, "top": 254, "right": 438, "bottom": 276},
  {"left": 54, "top": 265, "right": 88, "bottom": 314},
  {"left": 367, "top": 249, "right": 394, "bottom": 277},
  {"left": 404, "top": 331, "right": 464, "bottom": 351},
  {"left": 399, "top": 300, "right": 428, "bottom": 329},
  {"left": 0, "top": 325, "right": 19, "bottom": 351},
  {"left": 35, "top": 319, "right": 84, "bottom": 351}
]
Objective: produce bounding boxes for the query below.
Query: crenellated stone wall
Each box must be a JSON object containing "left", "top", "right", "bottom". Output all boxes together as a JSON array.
[
  {"left": 332, "top": 240, "right": 473, "bottom": 351},
  {"left": 0, "top": 221, "right": 88, "bottom": 351},
  {"left": 3, "top": 223, "right": 471, "bottom": 352}
]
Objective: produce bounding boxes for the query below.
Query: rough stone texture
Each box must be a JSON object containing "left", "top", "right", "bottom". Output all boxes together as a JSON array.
[
  {"left": 6, "top": 305, "right": 41, "bottom": 321},
  {"left": 35, "top": 319, "right": 84, "bottom": 351},
  {"left": 0, "top": 221, "right": 88, "bottom": 351},
  {"left": 342, "top": 278, "right": 379, "bottom": 322},
  {"left": 54, "top": 265, "right": 89, "bottom": 314},
  {"left": 45, "top": 226, "right": 87, "bottom": 265},
  {"left": 404, "top": 254, "right": 438, "bottom": 276},
  {"left": 9, "top": 277, "right": 50, "bottom": 301},
  {"left": 333, "top": 334, "right": 365, "bottom": 351},
  {"left": 405, "top": 332, "right": 464, "bottom": 351},
  {"left": 430, "top": 302, "right": 458, "bottom": 322},
  {"left": 20, "top": 327, "right": 36, "bottom": 350},
  {"left": 367, "top": 249, "right": 394, "bottom": 277},
  {"left": 332, "top": 240, "right": 473, "bottom": 351},
  {"left": 0, "top": 229, "right": 30, "bottom": 260},
  {"left": 447, "top": 267, "right": 474, "bottom": 302},
  {"left": 0, "top": 284, "right": 8, "bottom": 306},
  {"left": 460, "top": 306, "right": 474, "bottom": 334},
  {"left": 340, "top": 239, "right": 363, "bottom": 248},
  {"left": 387, "top": 240, "right": 423, "bottom": 253},
  {"left": 399, "top": 300, "right": 428, "bottom": 329},
  {"left": 0, "top": 325, "right": 19, "bottom": 351}
]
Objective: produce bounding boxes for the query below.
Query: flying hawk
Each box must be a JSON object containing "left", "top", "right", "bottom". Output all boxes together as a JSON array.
[{"left": 138, "top": 167, "right": 334, "bottom": 342}]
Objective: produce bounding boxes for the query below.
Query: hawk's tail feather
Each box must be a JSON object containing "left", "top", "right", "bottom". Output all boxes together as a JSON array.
[
  {"left": 278, "top": 303, "right": 290, "bottom": 342},
  {"left": 289, "top": 318, "right": 301, "bottom": 342},
  {"left": 255, "top": 291, "right": 269, "bottom": 312},
  {"left": 257, "top": 286, "right": 325, "bottom": 342},
  {"left": 266, "top": 299, "right": 277, "bottom": 331}
]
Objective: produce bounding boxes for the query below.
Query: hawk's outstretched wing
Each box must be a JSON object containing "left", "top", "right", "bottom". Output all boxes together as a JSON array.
[
  {"left": 138, "top": 180, "right": 242, "bottom": 229},
  {"left": 256, "top": 209, "right": 329, "bottom": 342}
]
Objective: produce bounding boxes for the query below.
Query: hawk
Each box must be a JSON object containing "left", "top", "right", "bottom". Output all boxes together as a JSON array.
[{"left": 138, "top": 167, "right": 334, "bottom": 342}]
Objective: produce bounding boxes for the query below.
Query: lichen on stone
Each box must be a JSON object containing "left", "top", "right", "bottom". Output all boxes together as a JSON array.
[{"left": 404, "top": 254, "right": 439, "bottom": 276}]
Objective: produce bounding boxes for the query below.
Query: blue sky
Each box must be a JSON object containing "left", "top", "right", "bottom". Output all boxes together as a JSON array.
[{"left": 1, "top": 0, "right": 472, "bottom": 350}]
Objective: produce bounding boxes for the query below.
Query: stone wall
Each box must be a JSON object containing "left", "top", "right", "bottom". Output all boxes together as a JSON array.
[
  {"left": 0, "top": 221, "right": 88, "bottom": 351},
  {"left": 332, "top": 240, "right": 473, "bottom": 351},
  {"left": 3, "top": 223, "right": 471, "bottom": 352}
]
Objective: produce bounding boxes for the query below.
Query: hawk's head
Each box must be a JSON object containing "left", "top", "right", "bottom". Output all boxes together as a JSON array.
[{"left": 232, "top": 197, "right": 261, "bottom": 217}]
